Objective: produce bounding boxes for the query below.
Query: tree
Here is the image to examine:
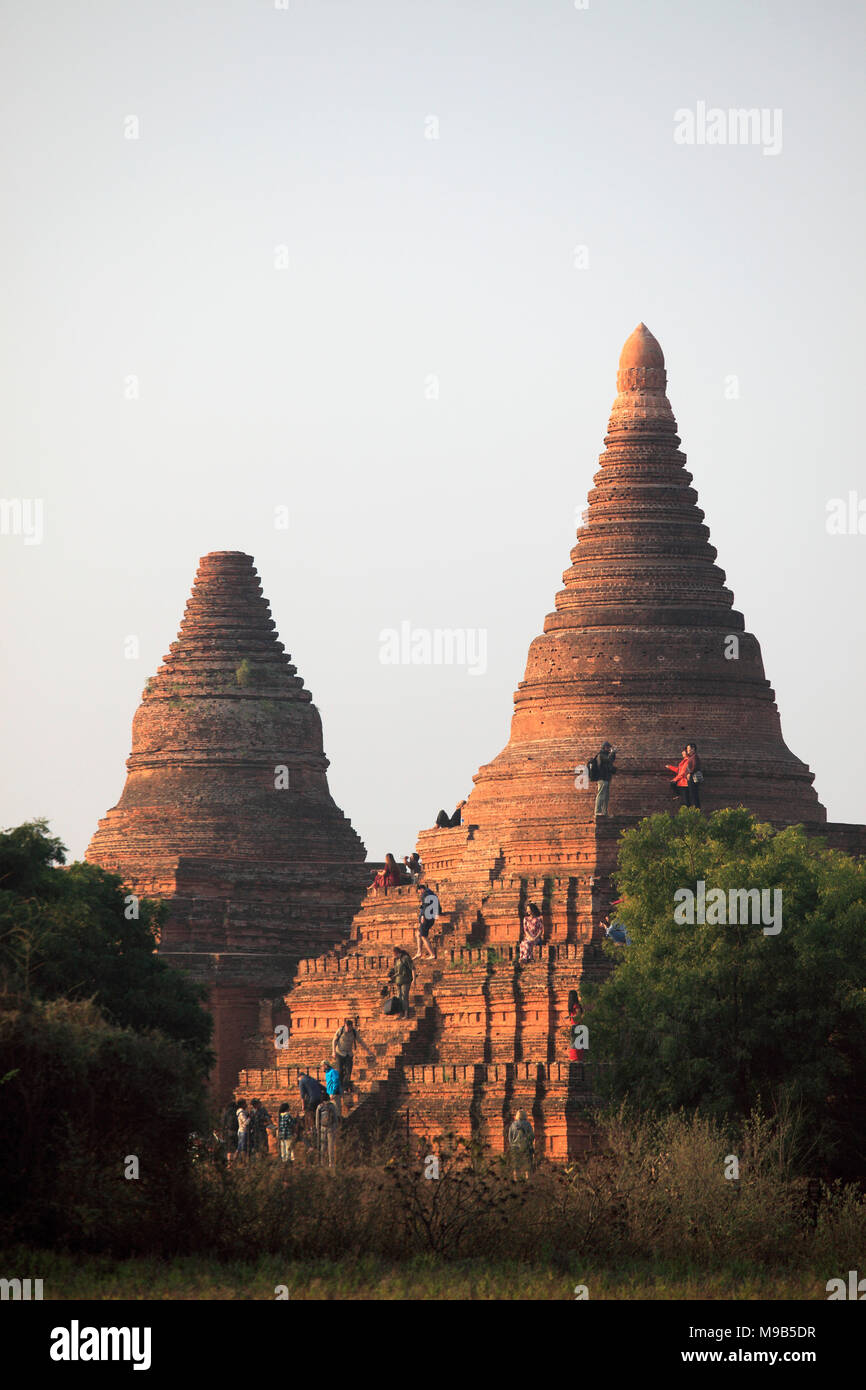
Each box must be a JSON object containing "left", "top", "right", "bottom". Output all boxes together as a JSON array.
[
  {"left": 582, "top": 808, "right": 866, "bottom": 1178},
  {"left": 0, "top": 819, "right": 212, "bottom": 1071},
  {"left": 0, "top": 995, "right": 208, "bottom": 1253}
]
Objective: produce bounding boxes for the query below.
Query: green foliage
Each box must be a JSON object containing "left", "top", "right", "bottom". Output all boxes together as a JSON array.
[
  {"left": 0, "top": 996, "right": 206, "bottom": 1253},
  {"left": 0, "top": 1247, "right": 851, "bottom": 1300},
  {"left": 583, "top": 809, "right": 866, "bottom": 1176},
  {"left": 0, "top": 822, "right": 213, "bottom": 1253},
  {"left": 0, "top": 820, "right": 212, "bottom": 1068},
  {"left": 235, "top": 658, "right": 253, "bottom": 687}
]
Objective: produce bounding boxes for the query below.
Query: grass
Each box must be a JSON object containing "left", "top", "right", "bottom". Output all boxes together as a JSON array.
[{"left": 0, "top": 1247, "right": 833, "bottom": 1300}]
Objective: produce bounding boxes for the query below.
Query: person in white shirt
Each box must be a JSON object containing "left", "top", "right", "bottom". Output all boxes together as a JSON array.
[{"left": 235, "top": 1101, "right": 250, "bottom": 1163}]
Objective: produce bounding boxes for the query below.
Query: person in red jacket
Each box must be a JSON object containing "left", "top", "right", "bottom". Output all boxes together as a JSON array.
[{"left": 666, "top": 748, "right": 689, "bottom": 802}]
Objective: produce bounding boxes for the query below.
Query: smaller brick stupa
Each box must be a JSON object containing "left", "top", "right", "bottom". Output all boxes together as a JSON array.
[{"left": 87, "top": 551, "right": 368, "bottom": 1096}]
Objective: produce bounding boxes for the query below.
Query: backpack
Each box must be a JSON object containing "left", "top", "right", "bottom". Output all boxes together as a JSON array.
[
  {"left": 585, "top": 756, "right": 599, "bottom": 782},
  {"left": 511, "top": 1122, "right": 532, "bottom": 1153}
]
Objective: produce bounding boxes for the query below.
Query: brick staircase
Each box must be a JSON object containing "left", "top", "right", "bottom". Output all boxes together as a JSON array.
[{"left": 235, "top": 849, "right": 614, "bottom": 1157}]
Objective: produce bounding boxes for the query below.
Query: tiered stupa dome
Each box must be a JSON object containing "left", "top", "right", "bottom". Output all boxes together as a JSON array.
[
  {"left": 87, "top": 551, "right": 368, "bottom": 1097},
  {"left": 462, "top": 322, "right": 824, "bottom": 848},
  {"left": 88, "top": 551, "right": 364, "bottom": 870}
]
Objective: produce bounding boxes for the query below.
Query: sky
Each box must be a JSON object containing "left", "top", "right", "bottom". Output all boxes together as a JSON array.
[{"left": 1, "top": 0, "right": 864, "bottom": 862}]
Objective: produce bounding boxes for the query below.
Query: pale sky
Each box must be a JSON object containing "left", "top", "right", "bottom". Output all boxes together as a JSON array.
[{"left": 2, "top": 0, "right": 864, "bottom": 862}]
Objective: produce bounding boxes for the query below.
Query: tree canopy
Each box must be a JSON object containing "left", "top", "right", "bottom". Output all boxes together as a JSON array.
[
  {"left": 0, "top": 819, "right": 212, "bottom": 1071},
  {"left": 582, "top": 808, "right": 866, "bottom": 1177}
]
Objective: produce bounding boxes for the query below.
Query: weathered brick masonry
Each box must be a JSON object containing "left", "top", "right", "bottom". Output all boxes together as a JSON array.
[
  {"left": 88, "top": 327, "right": 864, "bottom": 1144},
  {"left": 87, "top": 551, "right": 369, "bottom": 1097},
  {"left": 235, "top": 325, "right": 865, "bottom": 1156}
]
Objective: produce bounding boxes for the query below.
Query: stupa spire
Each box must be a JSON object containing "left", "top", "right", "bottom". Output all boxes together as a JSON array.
[
  {"left": 456, "top": 324, "right": 824, "bottom": 836},
  {"left": 606, "top": 322, "right": 677, "bottom": 438}
]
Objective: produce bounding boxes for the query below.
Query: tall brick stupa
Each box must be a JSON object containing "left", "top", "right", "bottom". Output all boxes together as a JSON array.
[
  {"left": 235, "top": 326, "right": 865, "bottom": 1157},
  {"left": 87, "top": 551, "right": 368, "bottom": 1096}
]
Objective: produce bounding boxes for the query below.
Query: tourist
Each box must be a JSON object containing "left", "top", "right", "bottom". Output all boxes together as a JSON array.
[
  {"left": 403, "top": 853, "right": 423, "bottom": 884},
  {"left": 389, "top": 946, "right": 415, "bottom": 1015},
  {"left": 298, "top": 1070, "right": 326, "bottom": 1116},
  {"left": 315, "top": 1091, "right": 339, "bottom": 1170},
  {"left": 519, "top": 901, "right": 545, "bottom": 963},
  {"left": 248, "top": 1098, "right": 275, "bottom": 1159},
  {"left": 277, "top": 1103, "right": 297, "bottom": 1163},
  {"left": 209, "top": 1126, "right": 229, "bottom": 1168},
  {"left": 297, "top": 1071, "right": 326, "bottom": 1153},
  {"left": 221, "top": 1098, "right": 239, "bottom": 1156},
  {"left": 435, "top": 799, "right": 466, "bottom": 829},
  {"left": 567, "top": 992, "right": 584, "bottom": 1061},
  {"left": 332, "top": 1018, "right": 372, "bottom": 1092},
  {"left": 684, "top": 742, "right": 703, "bottom": 809},
  {"left": 507, "top": 1109, "right": 535, "bottom": 1180},
  {"left": 235, "top": 1100, "right": 250, "bottom": 1163},
  {"left": 323, "top": 1057, "right": 344, "bottom": 1119},
  {"left": 414, "top": 882, "right": 440, "bottom": 960},
  {"left": 590, "top": 742, "right": 617, "bottom": 817},
  {"left": 666, "top": 748, "right": 689, "bottom": 802},
  {"left": 602, "top": 914, "right": 630, "bottom": 945},
  {"left": 373, "top": 853, "right": 402, "bottom": 889}
]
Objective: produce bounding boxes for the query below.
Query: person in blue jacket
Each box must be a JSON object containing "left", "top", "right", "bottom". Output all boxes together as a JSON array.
[
  {"left": 602, "top": 914, "right": 631, "bottom": 945},
  {"left": 323, "top": 1057, "right": 344, "bottom": 1120}
]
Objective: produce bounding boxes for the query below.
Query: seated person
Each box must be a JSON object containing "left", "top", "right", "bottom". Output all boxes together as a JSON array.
[
  {"left": 603, "top": 915, "right": 631, "bottom": 945},
  {"left": 435, "top": 799, "right": 466, "bottom": 829},
  {"left": 519, "top": 902, "right": 545, "bottom": 963},
  {"left": 373, "top": 853, "right": 402, "bottom": 888}
]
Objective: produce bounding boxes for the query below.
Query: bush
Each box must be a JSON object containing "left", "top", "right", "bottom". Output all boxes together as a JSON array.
[
  {"left": 583, "top": 810, "right": 866, "bottom": 1179},
  {"left": 0, "top": 996, "right": 207, "bottom": 1255}
]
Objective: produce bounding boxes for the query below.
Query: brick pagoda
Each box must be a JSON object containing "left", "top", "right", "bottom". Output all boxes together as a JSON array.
[
  {"left": 236, "top": 324, "right": 865, "bottom": 1159},
  {"left": 87, "top": 551, "right": 369, "bottom": 1097}
]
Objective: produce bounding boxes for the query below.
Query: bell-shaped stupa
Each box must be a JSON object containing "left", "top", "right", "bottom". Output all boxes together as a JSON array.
[
  {"left": 459, "top": 322, "right": 825, "bottom": 853},
  {"left": 87, "top": 551, "right": 368, "bottom": 1096}
]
